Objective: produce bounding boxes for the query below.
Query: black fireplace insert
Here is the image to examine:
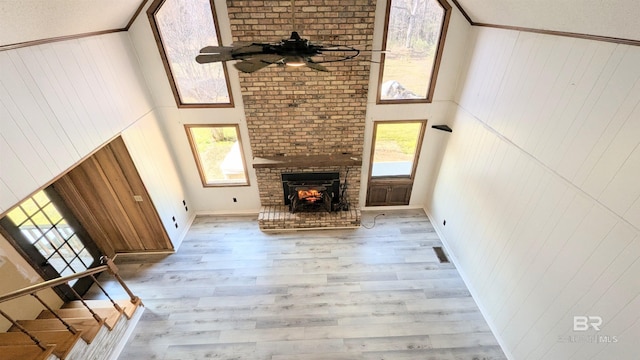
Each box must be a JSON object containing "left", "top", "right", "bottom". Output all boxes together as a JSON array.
[{"left": 281, "top": 172, "right": 340, "bottom": 213}]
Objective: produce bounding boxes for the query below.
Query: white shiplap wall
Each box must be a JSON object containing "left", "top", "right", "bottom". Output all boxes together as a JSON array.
[
  {"left": 0, "top": 32, "right": 150, "bottom": 213},
  {"left": 0, "top": 32, "right": 191, "bottom": 247},
  {"left": 428, "top": 27, "right": 640, "bottom": 359}
]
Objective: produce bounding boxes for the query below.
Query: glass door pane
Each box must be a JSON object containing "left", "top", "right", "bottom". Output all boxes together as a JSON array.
[
  {"left": 1, "top": 187, "right": 102, "bottom": 299},
  {"left": 371, "top": 121, "right": 425, "bottom": 178}
]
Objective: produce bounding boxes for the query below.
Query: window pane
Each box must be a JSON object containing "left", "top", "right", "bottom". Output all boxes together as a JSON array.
[
  {"left": 58, "top": 225, "right": 74, "bottom": 240},
  {"left": 32, "top": 191, "right": 50, "bottom": 207},
  {"left": 154, "top": 0, "right": 230, "bottom": 104},
  {"left": 67, "top": 234, "right": 84, "bottom": 250},
  {"left": 6, "top": 207, "right": 28, "bottom": 226},
  {"left": 78, "top": 248, "right": 94, "bottom": 268},
  {"left": 45, "top": 230, "right": 64, "bottom": 248},
  {"left": 42, "top": 204, "right": 62, "bottom": 224},
  {"left": 187, "top": 125, "right": 249, "bottom": 186},
  {"left": 20, "top": 220, "right": 41, "bottom": 244},
  {"left": 56, "top": 242, "right": 77, "bottom": 260},
  {"left": 371, "top": 122, "right": 423, "bottom": 177},
  {"left": 380, "top": 0, "right": 446, "bottom": 101},
  {"left": 35, "top": 238, "right": 56, "bottom": 259},
  {"left": 70, "top": 256, "right": 90, "bottom": 273},
  {"left": 20, "top": 198, "right": 40, "bottom": 217}
]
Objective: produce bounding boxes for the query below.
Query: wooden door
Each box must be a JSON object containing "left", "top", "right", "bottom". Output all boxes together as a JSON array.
[
  {"left": 366, "top": 180, "right": 413, "bottom": 206},
  {"left": 53, "top": 137, "right": 173, "bottom": 256}
]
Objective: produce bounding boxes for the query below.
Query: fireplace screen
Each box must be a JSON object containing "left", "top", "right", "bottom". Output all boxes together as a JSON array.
[{"left": 282, "top": 172, "right": 340, "bottom": 213}]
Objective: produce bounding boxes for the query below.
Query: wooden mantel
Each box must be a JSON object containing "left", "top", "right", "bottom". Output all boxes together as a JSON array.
[{"left": 252, "top": 154, "right": 362, "bottom": 169}]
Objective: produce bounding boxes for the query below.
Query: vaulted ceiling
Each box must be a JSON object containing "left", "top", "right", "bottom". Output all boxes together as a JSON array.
[
  {"left": 457, "top": 0, "right": 640, "bottom": 41},
  {"left": 1, "top": 0, "right": 638, "bottom": 49},
  {"left": 0, "top": 0, "right": 142, "bottom": 47}
]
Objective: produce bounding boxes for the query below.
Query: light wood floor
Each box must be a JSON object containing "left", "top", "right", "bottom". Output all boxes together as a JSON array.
[{"left": 108, "top": 209, "right": 506, "bottom": 360}]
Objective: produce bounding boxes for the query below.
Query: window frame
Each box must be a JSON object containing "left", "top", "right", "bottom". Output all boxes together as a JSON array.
[
  {"left": 376, "top": 0, "right": 452, "bottom": 104},
  {"left": 184, "top": 124, "right": 251, "bottom": 187},
  {"left": 367, "top": 120, "right": 427, "bottom": 181},
  {"left": 147, "top": 0, "right": 234, "bottom": 108}
]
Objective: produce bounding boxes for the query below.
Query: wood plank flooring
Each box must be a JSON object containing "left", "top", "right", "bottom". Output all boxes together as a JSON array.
[{"left": 108, "top": 209, "right": 506, "bottom": 359}]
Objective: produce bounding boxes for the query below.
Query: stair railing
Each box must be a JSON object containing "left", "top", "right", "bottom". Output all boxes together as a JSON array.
[{"left": 0, "top": 256, "right": 138, "bottom": 352}]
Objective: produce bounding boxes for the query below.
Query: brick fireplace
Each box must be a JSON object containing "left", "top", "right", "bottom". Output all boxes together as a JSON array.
[
  {"left": 226, "top": 0, "right": 375, "bottom": 230},
  {"left": 254, "top": 164, "right": 362, "bottom": 230}
]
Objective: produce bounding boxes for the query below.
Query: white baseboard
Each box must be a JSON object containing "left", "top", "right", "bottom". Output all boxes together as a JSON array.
[
  {"left": 194, "top": 210, "right": 260, "bottom": 216},
  {"left": 360, "top": 205, "right": 424, "bottom": 211}
]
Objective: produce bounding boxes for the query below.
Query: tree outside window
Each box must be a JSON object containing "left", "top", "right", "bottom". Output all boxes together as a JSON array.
[
  {"left": 149, "top": 0, "right": 232, "bottom": 106},
  {"left": 378, "top": 0, "right": 451, "bottom": 102}
]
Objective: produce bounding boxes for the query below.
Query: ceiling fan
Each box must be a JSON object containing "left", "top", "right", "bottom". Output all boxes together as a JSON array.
[
  {"left": 195, "top": 0, "right": 360, "bottom": 73},
  {"left": 196, "top": 31, "right": 360, "bottom": 73}
]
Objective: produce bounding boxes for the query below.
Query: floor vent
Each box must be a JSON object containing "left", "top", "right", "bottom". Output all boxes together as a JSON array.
[{"left": 433, "top": 246, "right": 449, "bottom": 263}]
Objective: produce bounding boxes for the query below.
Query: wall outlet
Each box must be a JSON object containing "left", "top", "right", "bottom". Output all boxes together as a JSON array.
[{"left": 443, "top": 219, "right": 446, "bottom": 226}]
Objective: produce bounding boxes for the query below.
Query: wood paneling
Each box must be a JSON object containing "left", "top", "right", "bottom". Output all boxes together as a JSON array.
[
  {"left": 429, "top": 26, "right": 640, "bottom": 359},
  {"left": 54, "top": 137, "right": 173, "bottom": 255}
]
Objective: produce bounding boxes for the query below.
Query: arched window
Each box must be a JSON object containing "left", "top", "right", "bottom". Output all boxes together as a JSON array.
[{"left": 148, "top": 0, "right": 233, "bottom": 107}]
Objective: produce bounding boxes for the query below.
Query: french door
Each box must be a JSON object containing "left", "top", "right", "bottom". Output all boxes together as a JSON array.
[{"left": 0, "top": 187, "right": 103, "bottom": 301}]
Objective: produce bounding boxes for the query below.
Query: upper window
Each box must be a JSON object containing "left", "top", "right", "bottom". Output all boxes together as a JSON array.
[
  {"left": 185, "top": 125, "right": 250, "bottom": 187},
  {"left": 378, "top": 0, "right": 451, "bottom": 103},
  {"left": 148, "top": 0, "right": 233, "bottom": 107}
]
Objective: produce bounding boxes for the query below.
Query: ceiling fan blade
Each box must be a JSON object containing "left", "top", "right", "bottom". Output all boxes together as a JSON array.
[
  {"left": 197, "top": 46, "right": 235, "bottom": 63},
  {"left": 232, "top": 44, "right": 268, "bottom": 56},
  {"left": 196, "top": 54, "right": 232, "bottom": 64},
  {"left": 199, "top": 46, "right": 234, "bottom": 54},
  {"left": 234, "top": 57, "right": 283, "bottom": 73},
  {"left": 253, "top": 54, "right": 286, "bottom": 63},
  {"left": 304, "top": 61, "right": 328, "bottom": 72}
]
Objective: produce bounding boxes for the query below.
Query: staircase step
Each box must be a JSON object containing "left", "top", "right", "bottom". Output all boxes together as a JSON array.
[
  {"left": 11, "top": 317, "right": 104, "bottom": 344},
  {"left": 0, "top": 330, "right": 82, "bottom": 359},
  {"left": 63, "top": 298, "right": 141, "bottom": 319},
  {"left": 38, "top": 306, "right": 126, "bottom": 330},
  {"left": 0, "top": 344, "right": 56, "bottom": 360}
]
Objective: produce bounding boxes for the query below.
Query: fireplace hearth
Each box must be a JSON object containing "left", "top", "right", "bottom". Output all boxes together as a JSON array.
[{"left": 282, "top": 172, "right": 340, "bottom": 213}]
